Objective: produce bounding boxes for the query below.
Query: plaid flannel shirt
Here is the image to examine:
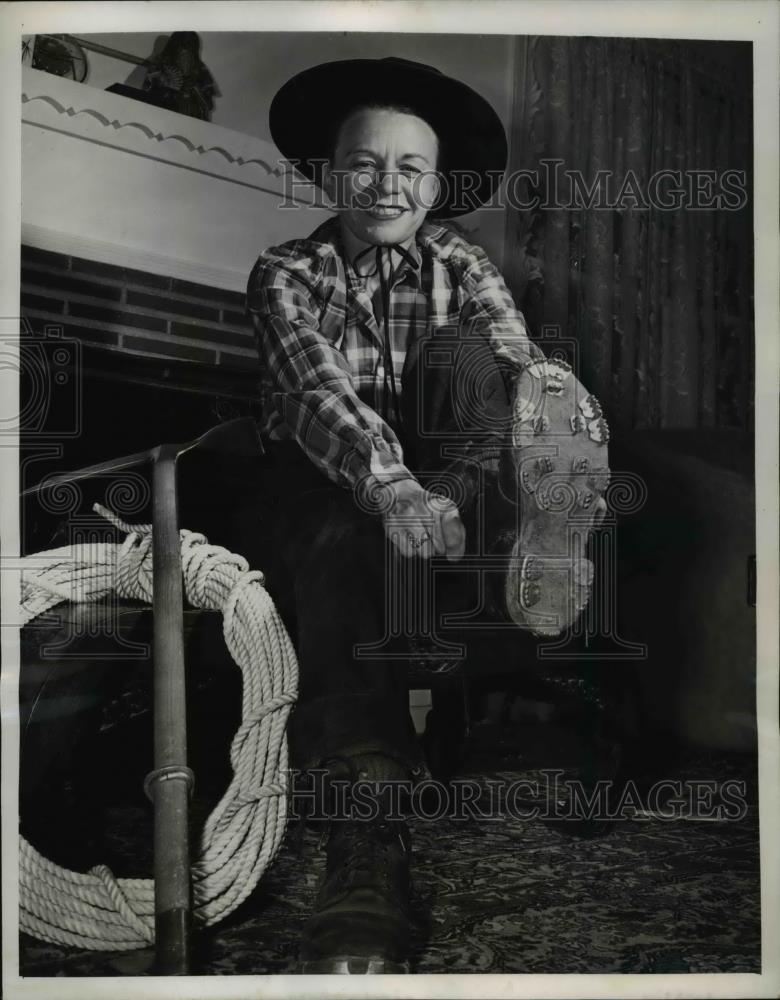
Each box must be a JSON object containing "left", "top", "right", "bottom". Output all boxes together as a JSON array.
[{"left": 246, "top": 215, "right": 543, "bottom": 495}]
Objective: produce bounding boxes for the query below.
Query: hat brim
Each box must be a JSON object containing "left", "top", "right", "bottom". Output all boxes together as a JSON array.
[{"left": 269, "top": 58, "right": 507, "bottom": 218}]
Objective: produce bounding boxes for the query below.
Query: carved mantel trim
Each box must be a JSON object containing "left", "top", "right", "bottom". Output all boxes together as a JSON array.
[
  {"left": 21, "top": 67, "right": 318, "bottom": 202},
  {"left": 21, "top": 67, "right": 330, "bottom": 292}
]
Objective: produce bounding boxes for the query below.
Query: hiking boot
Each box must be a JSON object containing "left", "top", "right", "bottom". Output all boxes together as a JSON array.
[
  {"left": 298, "top": 814, "right": 413, "bottom": 974},
  {"left": 502, "top": 357, "right": 611, "bottom": 636}
]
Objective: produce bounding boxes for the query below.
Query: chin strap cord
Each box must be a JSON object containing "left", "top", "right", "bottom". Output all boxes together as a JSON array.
[
  {"left": 351, "top": 242, "right": 417, "bottom": 429},
  {"left": 18, "top": 503, "right": 298, "bottom": 951}
]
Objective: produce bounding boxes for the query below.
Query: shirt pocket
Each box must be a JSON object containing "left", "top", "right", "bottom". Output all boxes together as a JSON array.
[{"left": 315, "top": 281, "right": 348, "bottom": 351}]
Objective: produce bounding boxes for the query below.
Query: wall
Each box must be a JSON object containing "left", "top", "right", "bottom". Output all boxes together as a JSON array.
[
  {"left": 19, "top": 244, "right": 263, "bottom": 502},
  {"left": 20, "top": 244, "right": 256, "bottom": 368},
  {"left": 45, "top": 30, "right": 517, "bottom": 269},
  {"left": 21, "top": 66, "right": 327, "bottom": 293}
]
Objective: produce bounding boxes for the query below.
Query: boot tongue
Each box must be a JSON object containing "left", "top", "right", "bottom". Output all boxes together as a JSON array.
[{"left": 347, "top": 752, "right": 411, "bottom": 783}]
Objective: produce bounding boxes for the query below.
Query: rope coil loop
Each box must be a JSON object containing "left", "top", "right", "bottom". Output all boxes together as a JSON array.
[{"left": 18, "top": 504, "right": 299, "bottom": 951}]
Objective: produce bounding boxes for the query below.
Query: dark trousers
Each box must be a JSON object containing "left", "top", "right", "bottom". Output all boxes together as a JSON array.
[{"left": 179, "top": 330, "right": 517, "bottom": 774}]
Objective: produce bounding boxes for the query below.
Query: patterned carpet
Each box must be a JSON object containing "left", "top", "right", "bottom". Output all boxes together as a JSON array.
[{"left": 20, "top": 740, "right": 760, "bottom": 977}]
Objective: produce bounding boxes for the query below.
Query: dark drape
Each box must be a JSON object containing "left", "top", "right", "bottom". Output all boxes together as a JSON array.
[{"left": 504, "top": 37, "right": 754, "bottom": 432}]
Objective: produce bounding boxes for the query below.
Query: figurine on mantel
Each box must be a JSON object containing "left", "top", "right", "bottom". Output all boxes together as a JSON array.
[
  {"left": 141, "top": 32, "right": 217, "bottom": 121},
  {"left": 104, "top": 31, "right": 218, "bottom": 121}
]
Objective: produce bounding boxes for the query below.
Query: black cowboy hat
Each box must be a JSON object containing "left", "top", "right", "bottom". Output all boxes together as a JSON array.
[{"left": 269, "top": 56, "right": 507, "bottom": 218}]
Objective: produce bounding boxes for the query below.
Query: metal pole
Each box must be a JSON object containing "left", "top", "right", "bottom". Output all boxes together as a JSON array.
[
  {"left": 21, "top": 419, "right": 263, "bottom": 972},
  {"left": 149, "top": 446, "right": 192, "bottom": 973},
  {"left": 63, "top": 34, "right": 152, "bottom": 66}
]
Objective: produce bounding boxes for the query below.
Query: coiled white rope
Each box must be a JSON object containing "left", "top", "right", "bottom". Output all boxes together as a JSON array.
[{"left": 19, "top": 503, "right": 299, "bottom": 951}]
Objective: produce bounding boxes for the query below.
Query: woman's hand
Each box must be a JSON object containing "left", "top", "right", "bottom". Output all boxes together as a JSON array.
[{"left": 380, "top": 478, "right": 465, "bottom": 561}]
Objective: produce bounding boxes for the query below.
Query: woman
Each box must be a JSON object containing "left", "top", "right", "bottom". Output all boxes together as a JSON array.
[{"left": 243, "top": 56, "right": 609, "bottom": 974}]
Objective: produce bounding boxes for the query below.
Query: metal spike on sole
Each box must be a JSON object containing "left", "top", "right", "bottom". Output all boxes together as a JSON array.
[{"left": 506, "top": 360, "right": 611, "bottom": 636}]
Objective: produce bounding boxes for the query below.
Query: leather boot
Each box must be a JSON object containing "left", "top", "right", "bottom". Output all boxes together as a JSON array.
[{"left": 297, "top": 755, "right": 413, "bottom": 974}]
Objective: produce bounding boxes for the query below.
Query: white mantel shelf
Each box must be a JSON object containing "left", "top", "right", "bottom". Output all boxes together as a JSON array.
[{"left": 21, "top": 67, "right": 330, "bottom": 292}]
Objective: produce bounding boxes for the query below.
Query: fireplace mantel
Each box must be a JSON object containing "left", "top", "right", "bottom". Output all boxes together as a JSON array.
[{"left": 21, "top": 67, "right": 330, "bottom": 292}]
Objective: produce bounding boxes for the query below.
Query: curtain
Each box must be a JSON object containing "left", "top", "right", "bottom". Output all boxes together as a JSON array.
[{"left": 504, "top": 37, "right": 754, "bottom": 432}]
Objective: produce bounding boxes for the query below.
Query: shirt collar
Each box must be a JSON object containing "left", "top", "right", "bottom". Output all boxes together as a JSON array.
[{"left": 332, "top": 216, "right": 423, "bottom": 288}]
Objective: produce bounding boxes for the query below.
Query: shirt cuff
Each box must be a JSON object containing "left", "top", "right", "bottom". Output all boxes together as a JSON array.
[{"left": 339, "top": 436, "right": 416, "bottom": 514}]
